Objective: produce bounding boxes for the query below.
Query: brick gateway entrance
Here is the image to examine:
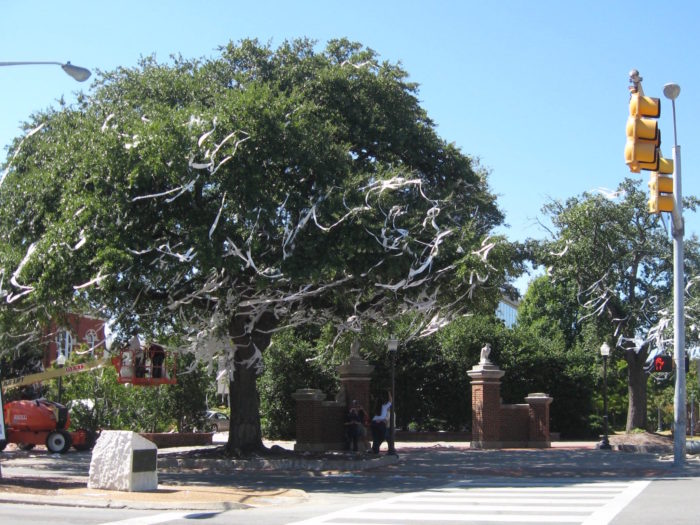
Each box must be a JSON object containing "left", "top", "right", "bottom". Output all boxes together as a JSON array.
[
  {"left": 293, "top": 343, "right": 552, "bottom": 450},
  {"left": 468, "top": 349, "right": 552, "bottom": 449}
]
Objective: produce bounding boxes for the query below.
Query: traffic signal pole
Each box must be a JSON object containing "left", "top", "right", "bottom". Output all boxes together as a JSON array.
[
  {"left": 627, "top": 74, "right": 685, "bottom": 466},
  {"left": 671, "top": 143, "right": 686, "bottom": 467},
  {"left": 665, "top": 84, "right": 685, "bottom": 467}
]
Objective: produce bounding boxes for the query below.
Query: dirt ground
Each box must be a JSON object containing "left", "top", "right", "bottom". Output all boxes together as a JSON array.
[{"left": 608, "top": 431, "right": 674, "bottom": 446}]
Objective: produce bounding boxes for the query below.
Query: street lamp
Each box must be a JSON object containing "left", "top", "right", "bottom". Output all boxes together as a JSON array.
[
  {"left": 0, "top": 61, "right": 91, "bottom": 82},
  {"left": 387, "top": 335, "right": 398, "bottom": 456},
  {"left": 598, "top": 342, "right": 612, "bottom": 450},
  {"left": 55, "top": 352, "right": 66, "bottom": 405},
  {"left": 663, "top": 82, "right": 687, "bottom": 467}
]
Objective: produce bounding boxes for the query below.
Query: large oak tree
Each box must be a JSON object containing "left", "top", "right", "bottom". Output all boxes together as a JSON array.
[{"left": 0, "top": 39, "right": 511, "bottom": 454}]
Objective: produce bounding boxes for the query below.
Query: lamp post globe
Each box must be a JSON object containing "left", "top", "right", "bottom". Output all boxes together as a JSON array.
[
  {"left": 61, "top": 62, "right": 91, "bottom": 82},
  {"left": 0, "top": 61, "right": 91, "bottom": 82},
  {"left": 663, "top": 83, "right": 680, "bottom": 101}
]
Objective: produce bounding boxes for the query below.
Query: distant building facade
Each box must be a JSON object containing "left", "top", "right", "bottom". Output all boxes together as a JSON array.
[
  {"left": 42, "top": 313, "right": 107, "bottom": 367},
  {"left": 496, "top": 297, "right": 519, "bottom": 328}
]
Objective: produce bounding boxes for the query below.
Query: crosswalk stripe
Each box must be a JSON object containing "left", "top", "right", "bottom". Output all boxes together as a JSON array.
[
  {"left": 410, "top": 496, "right": 611, "bottom": 503},
  {"left": 380, "top": 502, "right": 597, "bottom": 512},
  {"left": 98, "top": 512, "right": 193, "bottom": 525},
  {"left": 334, "top": 511, "right": 584, "bottom": 522},
  {"left": 287, "top": 479, "right": 651, "bottom": 525},
  {"left": 581, "top": 479, "right": 650, "bottom": 525}
]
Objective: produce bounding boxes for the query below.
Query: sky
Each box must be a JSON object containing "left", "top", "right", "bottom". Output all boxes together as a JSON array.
[{"left": 2, "top": 0, "right": 699, "bottom": 292}]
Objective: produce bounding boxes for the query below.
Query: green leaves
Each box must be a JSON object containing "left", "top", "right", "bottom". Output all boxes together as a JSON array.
[
  {"left": 534, "top": 178, "right": 673, "bottom": 337},
  {"left": 528, "top": 177, "right": 697, "bottom": 430},
  {"left": 0, "top": 38, "right": 508, "bottom": 387}
]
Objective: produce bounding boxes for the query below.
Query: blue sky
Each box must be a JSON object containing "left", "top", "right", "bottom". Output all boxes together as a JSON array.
[{"left": 2, "top": 0, "right": 699, "bottom": 291}]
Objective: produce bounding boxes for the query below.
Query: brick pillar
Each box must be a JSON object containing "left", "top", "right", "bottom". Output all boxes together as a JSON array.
[
  {"left": 467, "top": 361, "right": 505, "bottom": 449},
  {"left": 337, "top": 342, "right": 375, "bottom": 415},
  {"left": 525, "top": 393, "right": 553, "bottom": 448},
  {"left": 292, "top": 388, "right": 325, "bottom": 451}
]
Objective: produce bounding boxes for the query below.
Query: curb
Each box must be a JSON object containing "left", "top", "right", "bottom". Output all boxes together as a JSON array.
[
  {"left": 0, "top": 485, "right": 308, "bottom": 511},
  {"left": 158, "top": 453, "right": 399, "bottom": 472},
  {"left": 0, "top": 492, "right": 250, "bottom": 511}
]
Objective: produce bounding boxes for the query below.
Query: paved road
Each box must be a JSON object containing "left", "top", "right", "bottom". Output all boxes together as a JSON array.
[
  {"left": 3, "top": 441, "right": 700, "bottom": 524},
  {"left": 1, "top": 476, "right": 693, "bottom": 525}
]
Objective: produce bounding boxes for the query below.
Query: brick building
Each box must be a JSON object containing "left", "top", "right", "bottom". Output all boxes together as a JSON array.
[{"left": 42, "top": 313, "right": 107, "bottom": 367}]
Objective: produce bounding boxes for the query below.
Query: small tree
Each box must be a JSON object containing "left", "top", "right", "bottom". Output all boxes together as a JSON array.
[{"left": 57, "top": 351, "right": 210, "bottom": 433}]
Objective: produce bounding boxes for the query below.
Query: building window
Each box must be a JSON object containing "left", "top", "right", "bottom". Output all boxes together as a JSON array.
[
  {"left": 55, "top": 328, "right": 74, "bottom": 359},
  {"left": 496, "top": 299, "right": 519, "bottom": 328},
  {"left": 84, "top": 329, "right": 98, "bottom": 356}
]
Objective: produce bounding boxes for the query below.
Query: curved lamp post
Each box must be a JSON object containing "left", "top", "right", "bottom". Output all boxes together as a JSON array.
[{"left": 0, "top": 61, "right": 91, "bottom": 82}]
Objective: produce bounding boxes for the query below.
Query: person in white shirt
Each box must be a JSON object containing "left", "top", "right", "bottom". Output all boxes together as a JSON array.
[{"left": 370, "top": 390, "right": 392, "bottom": 453}]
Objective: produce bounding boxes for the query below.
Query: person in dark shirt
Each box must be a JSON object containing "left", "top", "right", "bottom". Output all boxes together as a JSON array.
[{"left": 344, "top": 399, "right": 368, "bottom": 452}]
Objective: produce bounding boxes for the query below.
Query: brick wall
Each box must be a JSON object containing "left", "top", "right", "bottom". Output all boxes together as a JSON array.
[
  {"left": 319, "top": 404, "right": 346, "bottom": 443},
  {"left": 471, "top": 385, "right": 484, "bottom": 440},
  {"left": 293, "top": 351, "right": 374, "bottom": 452},
  {"left": 469, "top": 362, "right": 552, "bottom": 449},
  {"left": 342, "top": 379, "right": 372, "bottom": 417},
  {"left": 292, "top": 389, "right": 347, "bottom": 451},
  {"left": 499, "top": 405, "right": 530, "bottom": 445}
]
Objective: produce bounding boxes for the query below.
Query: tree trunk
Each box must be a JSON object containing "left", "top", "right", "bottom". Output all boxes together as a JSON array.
[
  {"left": 224, "top": 309, "right": 276, "bottom": 456},
  {"left": 225, "top": 356, "right": 263, "bottom": 456},
  {"left": 625, "top": 349, "right": 648, "bottom": 432}
]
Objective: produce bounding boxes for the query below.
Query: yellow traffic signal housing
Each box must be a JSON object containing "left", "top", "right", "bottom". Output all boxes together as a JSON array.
[
  {"left": 625, "top": 92, "right": 673, "bottom": 173},
  {"left": 648, "top": 172, "right": 674, "bottom": 213},
  {"left": 630, "top": 93, "right": 660, "bottom": 118},
  {"left": 655, "top": 156, "right": 674, "bottom": 174},
  {"left": 630, "top": 153, "right": 674, "bottom": 173}
]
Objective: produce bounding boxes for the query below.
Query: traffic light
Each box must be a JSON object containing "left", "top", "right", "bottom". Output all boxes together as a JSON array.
[
  {"left": 625, "top": 92, "right": 674, "bottom": 174},
  {"left": 646, "top": 355, "right": 673, "bottom": 373},
  {"left": 648, "top": 172, "right": 674, "bottom": 213}
]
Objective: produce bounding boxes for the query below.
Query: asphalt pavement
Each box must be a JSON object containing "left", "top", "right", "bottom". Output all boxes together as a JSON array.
[{"left": 1, "top": 438, "right": 700, "bottom": 511}]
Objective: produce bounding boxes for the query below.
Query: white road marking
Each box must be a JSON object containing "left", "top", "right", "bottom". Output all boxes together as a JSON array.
[
  {"left": 98, "top": 511, "right": 193, "bottom": 525},
  {"left": 287, "top": 479, "right": 651, "bottom": 525}
]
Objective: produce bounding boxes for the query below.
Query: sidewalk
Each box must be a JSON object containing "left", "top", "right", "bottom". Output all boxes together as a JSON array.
[
  {"left": 0, "top": 483, "right": 307, "bottom": 511},
  {"left": 1, "top": 439, "right": 698, "bottom": 510},
  {"left": 0, "top": 438, "right": 394, "bottom": 510}
]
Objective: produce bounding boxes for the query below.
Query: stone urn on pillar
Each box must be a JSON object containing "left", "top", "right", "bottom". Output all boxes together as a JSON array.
[{"left": 467, "top": 344, "right": 505, "bottom": 449}]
